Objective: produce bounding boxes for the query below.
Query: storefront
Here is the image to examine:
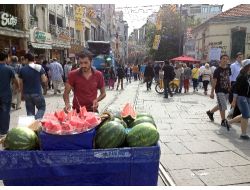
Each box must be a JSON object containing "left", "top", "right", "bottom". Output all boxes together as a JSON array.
[
  {"left": 0, "top": 11, "right": 28, "bottom": 57},
  {"left": 51, "top": 37, "right": 71, "bottom": 64},
  {"left": 29, "top": 28, "right": 52, "bottom": 61}
]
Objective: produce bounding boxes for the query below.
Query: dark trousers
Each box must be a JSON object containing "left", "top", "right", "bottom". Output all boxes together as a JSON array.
[
  {"left": 24, "top": 94, "right": 46, "bottom": 120},
  {"left": 203, "top": 80, "right": 209, "bottom": 92},
  {"left": 146, "top": 80, "right": 152, "bottom": 90},
  {"left": 192, "top": 78, "right": 198, "bottom": 90},
  {"left": 0, "top": 98, "right": 11, "bottom": 135},
  {"left": 164, "top": 79, "right": 173, "bottom": 98}
]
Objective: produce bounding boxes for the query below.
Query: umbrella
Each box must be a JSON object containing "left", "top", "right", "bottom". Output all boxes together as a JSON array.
[{"left": 170, "top": 55, "right": 200, "bottom": 63}]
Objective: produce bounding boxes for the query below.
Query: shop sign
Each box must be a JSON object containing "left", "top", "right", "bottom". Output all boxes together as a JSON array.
[
  {"left": 0, "top": 12, "right": 17, "bottom": 27},
  {"left": 30, "top": 28, "right": 52, "bottom": 44}
]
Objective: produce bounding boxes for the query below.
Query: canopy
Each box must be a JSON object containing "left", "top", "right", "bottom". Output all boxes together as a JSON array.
[{"left": 170, "top": 55, "right": 200, "bottom": 63}]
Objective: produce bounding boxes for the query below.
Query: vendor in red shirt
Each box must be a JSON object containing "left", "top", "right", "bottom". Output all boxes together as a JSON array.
[{"left": 63, "top": 50, "right": 106, "bottom": 112}]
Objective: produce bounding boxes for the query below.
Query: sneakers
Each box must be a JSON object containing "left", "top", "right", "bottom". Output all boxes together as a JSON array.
[
  {"left": 206, "top": 110, "right": 214, "bottom": 121},
  {"left": 240, "top": 134, "right": 250, "bottom": 140},
  {"left": 221, "top": 119, "right": 231, "bottom": 131}
]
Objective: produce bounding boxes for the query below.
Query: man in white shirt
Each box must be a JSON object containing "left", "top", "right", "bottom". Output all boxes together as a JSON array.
[{"left": 228, "top": 52, "right": 243, "bottom": 118}]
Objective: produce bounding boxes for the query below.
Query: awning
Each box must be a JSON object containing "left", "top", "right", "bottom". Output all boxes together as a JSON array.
[
  {"left": 52, "top": 44, "right": 71, "bottom": 49},
  {"left": 31, "top": 42, "right": 52, "bottom": 49}
]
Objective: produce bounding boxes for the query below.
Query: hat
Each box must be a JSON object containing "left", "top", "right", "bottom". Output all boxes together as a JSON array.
[{"left": 242, "top": 59, "right": 250, "bottom": 67}]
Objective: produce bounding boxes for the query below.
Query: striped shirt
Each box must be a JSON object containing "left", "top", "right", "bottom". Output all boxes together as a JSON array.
[{"left": 48, "top": 61, "right": 63, "bottom": 81}]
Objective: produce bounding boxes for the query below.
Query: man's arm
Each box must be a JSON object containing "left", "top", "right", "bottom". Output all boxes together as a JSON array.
[
  {"left": 93, "top": 87, "right": 106, "bottom": 112},
  {"left": 210, "top": 78, "right": 217, "bottom": 99},
  {"left": 63, "top": 82, "right": 73, "bottom": 112},
  {"left": 41, "top": 74, "right": 48, "bottom": 83}
]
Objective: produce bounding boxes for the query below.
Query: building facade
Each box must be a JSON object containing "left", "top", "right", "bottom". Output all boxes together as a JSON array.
[{"left": 192, "top": 4, "right": 250, "bottom": 62}]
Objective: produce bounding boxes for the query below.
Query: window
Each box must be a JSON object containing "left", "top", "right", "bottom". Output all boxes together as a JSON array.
[
  {"left": 190, "top": 6, "right": 201, "bottom": 14},
  {"left": 49, "top": 14, "right": 55, "bottom": 25},
  {"left": 70, "top": 27, "right": 74, "bottom": 38},
  {"left": 202, "top": 7, "right": 208, "bottom": 13},
  {"left": 85, "top": 27, "right": 90, "bottom": 41},
  {"left": 30, "top": 4, "right": 36, "bottom": 16},
  {"left": 57, "top": 17, "right": 63, "bottom": 27}
]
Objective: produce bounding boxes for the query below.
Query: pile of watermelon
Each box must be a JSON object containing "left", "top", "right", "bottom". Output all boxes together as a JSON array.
[
  {"left": 95, "top": 103, "right": 159, "bottom": 149},
  {"left": 41, "top": 106, "right": 101, "bottom": 135}
]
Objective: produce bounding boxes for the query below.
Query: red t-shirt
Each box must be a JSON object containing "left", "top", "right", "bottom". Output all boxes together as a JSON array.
[{"left": 68, "top": 68, "right": 105, "bottom": 111}]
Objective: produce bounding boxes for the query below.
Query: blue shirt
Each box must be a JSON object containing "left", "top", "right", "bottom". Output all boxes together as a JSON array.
[
  {"left": 0, "top": 63, "right": 15, "bottom": 100},
  {"left": 48, "top": 61, "right": 63, "bottom": 81},
  {"left": 140, "top": 65, "right": 146, "bottom": 73},
  {"left": 19, "top": 65, "right": 45, "bottom": 94},
  {"left": 230, "top": 61, "right": 242, "bottom": 82}
]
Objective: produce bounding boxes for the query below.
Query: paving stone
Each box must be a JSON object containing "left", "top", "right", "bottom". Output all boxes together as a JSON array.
[
  {"left": 179, "top": 154, "right": 222, "bottom": 170},
  {"left": 166, "top": 142, "right": 191, "bottom": 155},
  {"left": 194, "top": 167, "right": 250, "bottom": 186},
  {"left": 159, "top": 142, "right": 174, "bottom": 154},
  {"left": 210, "top": 151, "right": 250, "bottom": 167},
  {"left": 182, "top": 140, "right": 229, "bottom": 153},
  {"left": 168, "top": 169, "right": 205, "bottom": 186},
  {"left": 160, "top": 154, "right": 188, "bottom": 170},
  {"left": 160, "top": 135, "right": 181, "bottom": 143}
]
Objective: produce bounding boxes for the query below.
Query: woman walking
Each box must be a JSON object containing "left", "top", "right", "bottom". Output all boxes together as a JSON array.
[
  {"left": 183, "top": 63, "right": 192, "bottom": 93},
  {"left": 228, "top": 59, "right": 250, "bottom": 140},
  {"left": 108, "top": 66, "right": 116, "bottom": 90},
  {"left": 201, "top": 63, "right": 212, "bottom": 95}
]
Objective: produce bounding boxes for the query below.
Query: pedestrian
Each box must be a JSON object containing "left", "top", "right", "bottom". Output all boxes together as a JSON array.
[
  {"left": 228, "top": 52, "right": 243, "bottom": 119},
  {"left": 132, "top": 64, "right": 139, "bottom": 81},
  {"left": 191, "top": 63, "right": 200, "bottom": 92},
  {"left": 201, "top": 63, "right": 212, "bottom": 95},
  {"left": 206, "top": 54, "right": 231, "bottom": 130},
  {"left": 144, "top": 59, "right": 155, "bottom": 91},
  {"left": 183, "top": 63, "right": 192, "bottom": 93},
  {"left": 162, "top": 59, "right": 175, "bottom": 98},
  {"left": 227, "top": 59, "right": 250, "bottom": 140},
  {"left": 199, "top": 63, "right": 205, "bottom": 88},
  {"left": 154, "top": 63, "right": 161, "bottom": 83},
  {"left": 175, "top": 63, "right": 184, "bottom": 93},
  {"left": 9, "top": 56, "right": 22, "bottom": 110},
  {"left": 125, "top": 64, "right": 131, "bottom": 83},
  {"left": 116, "top": 64, "right": 125, "bottom": 90},
  {"left": 19, "top": 53, "right": 47, "bottom": 120},
  {"left": 108, "top": 66, "right": 116, "bottom": 90},
  {"left": 48, "top": 58, "right": 64, "bottom": 95},
  {"left": 63, "top": 51, "right": 106, "bottom": 113},
  {"left": 42, "top": 60, "right": 49, "bottom": 95},
  {"left": 64, "top": 59, "right": 73, "bottom": 83},
  {"left": 0, "top": 51, "right": 19, "bottom": 137}
]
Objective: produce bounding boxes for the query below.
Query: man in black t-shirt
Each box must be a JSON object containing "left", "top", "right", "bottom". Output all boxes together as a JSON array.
[{"left": 206, "top": 54, "right": 231, "bottom": 130}]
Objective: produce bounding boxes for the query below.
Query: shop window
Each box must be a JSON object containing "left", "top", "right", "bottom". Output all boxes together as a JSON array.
[
  {"left": 57, "top": 17, "right": 63, "bottom": 27},
  {"left": 70, "top": 27, "right": 74, "bottom": 38},
  {"left": 49, "top": 14, "right": 55, "bottom": 25},
  {"left": 0, "top": 4, "right": 17, "bottom": 16}
]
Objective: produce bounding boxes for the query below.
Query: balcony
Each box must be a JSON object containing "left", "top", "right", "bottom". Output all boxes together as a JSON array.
[
  {"left": 48, "top": 24, "right": 70, "bottom": 37},
  {"left": 70, "top": 38, "right": 82, "bottom": 45}
]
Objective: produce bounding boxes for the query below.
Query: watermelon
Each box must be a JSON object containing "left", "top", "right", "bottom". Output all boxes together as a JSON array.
[
  {"left": 136, "top": 112, "right": 153, "bottom": 119},
  {"left": 95, "top": 121, "right": 126, "bottom": 149},
  {"left": 4, "top": 127, "right": 39, "bottom": 150},
  {"left": 113, "top": 117, "right": 128, "bottom": 128},
  {"left": 126, "top": 123, "right": 159, "bottom": 147},
  {"left": 120, "top": 103, "right": 137, "bottom": 126},
  {"left": 129, "top": 116, "right": 156, "bottom": 128}
]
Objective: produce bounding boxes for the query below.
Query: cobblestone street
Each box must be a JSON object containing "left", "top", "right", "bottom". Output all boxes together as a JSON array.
[{"left": 2, "top": 80, "right": 250, "bottom": 186}]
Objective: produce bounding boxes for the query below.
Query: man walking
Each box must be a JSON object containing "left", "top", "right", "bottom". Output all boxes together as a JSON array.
[
  {"left": 63, "top": 51, "right": 106, "bottom": 113},
  {"left": 0, "top": 51, "right": 19, "bottom": 136},
  {"left": 163, "top": 60, "right": 175, "bottom": 98},
  {"left": 49, "top": 58, "right": 64, "bottom": 95},
  {"left": 206, "top": 54, "right": 231, "bottom": 130},
  {"left": 9, "top": 56, "right": 22, "bottom": 109},
  {"left": 19, "top": 53, "right": 47, "bottom": 119},
  {"left": 144, "top": 60, "right": 155, "bottom": 91}
]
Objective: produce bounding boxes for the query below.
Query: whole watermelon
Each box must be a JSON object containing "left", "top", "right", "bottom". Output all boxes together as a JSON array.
[
  {"left": 95, "top": 121, "right": 126, "bottom": 149},
  {"left": 129, "top": 116, "right": 156, "bottom": 128},
  {"left": 126, "top": 123, "right": 159, "bottom": 147},
  {"left": 113, "top": 117, "right": 128, "bottom": 128},
  {"left": 136, "top": 113, "right": 153, "bottom": 119},
  {"left": 4, "top": 127, "right": 39, "bottom": 150}
]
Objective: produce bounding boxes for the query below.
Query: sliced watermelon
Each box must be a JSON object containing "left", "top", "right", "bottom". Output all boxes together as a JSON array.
[{"left": 120, "top": 103, "right": 137, "bottom": 126}]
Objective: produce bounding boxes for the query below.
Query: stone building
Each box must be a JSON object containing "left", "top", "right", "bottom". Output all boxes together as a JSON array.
[{"left": 192, "top": 4, "right": 250, "bottom": 62}]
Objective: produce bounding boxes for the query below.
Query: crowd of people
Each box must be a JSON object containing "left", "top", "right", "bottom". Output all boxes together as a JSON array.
[{"left": 1, "top": 49, "right": 250, "bottom": 140}]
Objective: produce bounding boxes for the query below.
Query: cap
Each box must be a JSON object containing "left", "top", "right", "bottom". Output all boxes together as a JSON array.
[{"left": 242, "top": 59, "right": 250, "bottom": 67}]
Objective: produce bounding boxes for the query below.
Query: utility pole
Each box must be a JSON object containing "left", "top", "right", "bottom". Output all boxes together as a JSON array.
[{"left": 178, "top": 4, "right": 182, "bottom": 55}]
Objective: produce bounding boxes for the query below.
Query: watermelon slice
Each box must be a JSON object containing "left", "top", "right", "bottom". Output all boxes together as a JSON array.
[{"left": 120, "top": 103, "right": 137, "bottom": 126}]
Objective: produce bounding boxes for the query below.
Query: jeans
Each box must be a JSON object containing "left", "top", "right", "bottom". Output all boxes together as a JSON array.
[
  {"left": 24, "top": 94, "right": 46, "bottom": 120},
  {"left": 0, "top": 98, "right": 11, "bottom": 134},
  {"left": 164, "top": 79, "right": 173, "bottom": 98},
  {"left": 192, "top": 78, "right": 198, "bottom": 90},
  {"left": 237, "top": 96, "right": 250, "bottom": 119},
  {"left": 146, "top": 80, "right": 152, "bottom": 90},
  {"left": 203, "top": 80, "right": 209, "bottom": 92}
]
